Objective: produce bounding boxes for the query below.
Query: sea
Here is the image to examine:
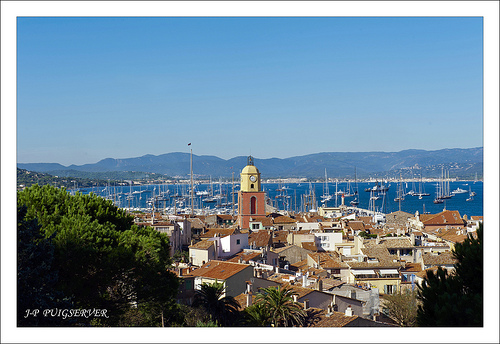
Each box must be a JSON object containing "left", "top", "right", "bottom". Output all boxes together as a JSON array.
[{"left": 75, "top": 180, "right": 483, "bottom": 218}]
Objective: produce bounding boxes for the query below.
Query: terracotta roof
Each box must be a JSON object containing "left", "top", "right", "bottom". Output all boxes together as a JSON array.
[
  {"left": 422, "top": 210, "right": 465, "bottom": 226},
  {"left": 301, "top": 241, "right": 318, "bottom": 252},
  {"left": 249, "top": 216, "right": 273, "bottom": 227},
  {"left": 360, "top": 247, "right": 391, "bottom": 259},
  {"left": 305, "top": 308, "right": 358, "bottom": 327},
  {"left": 248, "top": 231, "right": 272, "bottom": 248},
  {"left": 200, "top": 228, "right": 236, "bottom": 239},
  {"left": 189, "top": 260, "right": 250, "bottom": 280},
  {"left": 347, "top": 260, "right": 401, "bottom": 269},
  {"left": 187, "top": 217, "right": 205, "bottom": 229},
  {"left": 363, "top": 237, "right": 413, "bottom": 249},
  {"left": 438, "top": 229, "right": 470, "bottom": 244},
  {"left": 272, "top": 231, "right": 289, "bottom": 244},
  {"left": 346, "top": 221, "right": 365, "bottom": 231},
  {"left": 357, "top": 216, "right": 375, "bottom": 225},
  {"left": 416, "top": 266, "right": 440, "bottom": 279},
  {"left": 189, "top": 240, "right": 215, "bottom": 250},
  {"left": 307, "top": 252, "right": 348, "bottom": 269},
  {"left": 422, "top": 251, "right": 457, "bottom": 266},
  {"left": 233, "top": 293, "right": 256, "bottom": 310},
  {"left": 291, "top": 259, "right": 309, "bottom": 271},
  {"left": 273, "top": 215, "right": 297, "bottom": 224},
  {"left": 470, "top": 216, "right": 483, "bottom": 221},
  {"left": 402, "top": 263, "right": 422, "bottom": 273},
  {"left": 283, "top": 284, "right": 315, "bottom": 299},
  {"left": 226, "top": 251, "right": 262, "bottom": 263}
]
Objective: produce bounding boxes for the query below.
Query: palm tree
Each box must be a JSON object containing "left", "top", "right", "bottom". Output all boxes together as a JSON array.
[
  {"left": 255, "top": 285, "right": 306, "bottom": 327},
  {"left": 192, "top": 281, "right": 240, "bottom": 326},
  {"left": 242, "top": 302, "right": 271, "bottom": 327}
]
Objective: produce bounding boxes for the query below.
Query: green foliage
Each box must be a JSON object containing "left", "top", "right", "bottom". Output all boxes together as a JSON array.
[
  {"left": 382, "top": 289, "right": 418, "bottom": 327},
  {"left": 242, "top": 302, "right": 271, "bottom": 327},
  {"left": 416, "top": 224, "right": 483, "bottom": 326},
  {"left": 254, "top": 285, "right": 306, "bottom": 327},
  {"left": 17, "top": 184, "right": 179, "bottom": 326},
  {"left": 17, "top": 206, "right": 73, "bottom": 326},
  {"left": 192, "top": 281, "right": 240, "bottom": 327}
]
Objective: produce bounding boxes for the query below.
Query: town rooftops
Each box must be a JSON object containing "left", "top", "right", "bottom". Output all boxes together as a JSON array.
[
  {"left": 189, "top": 260, "right": 250, "bottom": 280},
  {"left": 363, "top": 237, "right": 414, "bottom": 249},
  {"left": 249, "top": 216, "right": 273, "bottom": 227},
  {"left": 226, "top": 250, "right": 262, "bottom": 264},
  {"left": 200, "top": 228, "right": 236, "bottom": 239},
  {"left": 304, "top": 308, "right": 359, "bottom": 327},
  {"left": 422, "top": 251, "right": 457, "bottom": 266},
  {"left": 360, "top": 247, "right": 392, "bottom": 259},
  {"left": 307, "top": 252, "right": 348, "bottom": 269},
  {"left": 301, "top": 241, "right": 318, "bottom": 252},
  {"left": 273, "top": 215, "right": 298, "bottom": 224},
  {"left": 248, "top": 230, "right": 272, "bottom": 248},
  {"left": 189, "top": 240, "right": 215, "bottom": 250},
  {"left": 421, "top": 210, "right": 465, "bottom": 227}
]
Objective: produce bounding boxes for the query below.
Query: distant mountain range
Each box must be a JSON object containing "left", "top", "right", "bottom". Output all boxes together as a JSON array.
[{"left": 18, "top": 147, "right": 483, "bottom": 180}]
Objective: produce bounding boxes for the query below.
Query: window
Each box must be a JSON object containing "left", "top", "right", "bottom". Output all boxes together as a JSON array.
[
  {"left": 236, "top": 239, "right": 241, "bottom": 245},
  {"left": 252, "top": 223, "right": 260, "bottom": 230},
  {"left": 185, "top": 280, "right": 193, "bottom": 290},
  {"left": 250, "top": 196, "right": 257, "bottom": 214},
  {"left": 384, "top": 285, "right": 395, "bottom": 294},
  {"left": 251, "top": 184, "right": 254, "bottom": 189}
]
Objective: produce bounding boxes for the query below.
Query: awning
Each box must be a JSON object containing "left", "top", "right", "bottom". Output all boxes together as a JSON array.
[
  {"left": 352, "top": 269, "right": 376, "bottom": 275},
  {"left": 379, "top": 269, "right": 399, "bottom": 275}
]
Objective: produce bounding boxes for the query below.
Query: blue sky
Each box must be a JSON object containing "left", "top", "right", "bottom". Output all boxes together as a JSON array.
[{"left": 16, "top": 16, "right": 483, "bottom": 165}]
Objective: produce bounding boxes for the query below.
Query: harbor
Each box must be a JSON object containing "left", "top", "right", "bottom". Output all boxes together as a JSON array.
[{"left": 73, "top": 179, "right": 483, "bottom": 218}]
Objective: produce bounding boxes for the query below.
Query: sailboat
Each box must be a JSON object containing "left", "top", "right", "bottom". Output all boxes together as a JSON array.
[
  {"left": 466, "top": 186, "right": 475, "bottom": 201},
  {"left": 350, "top": 167, "right": 359, "bottom": 206},
  {"left": 416, "top": 174, "right": 430, "bottom": 198},
  {"left": 321, "top": 169, "right": 333, "bottom": 203},
  {"left": 394, "top": 175, "right": 405, "bottom": 202}
]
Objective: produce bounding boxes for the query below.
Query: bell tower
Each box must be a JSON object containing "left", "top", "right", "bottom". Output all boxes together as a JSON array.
[{"left": 238, "top": 156, "right": 266, "bottom": 229}]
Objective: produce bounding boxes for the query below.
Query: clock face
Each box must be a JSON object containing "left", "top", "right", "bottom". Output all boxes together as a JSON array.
[{"left": 249, "top": 175, "right": 257, "bottom": 182}]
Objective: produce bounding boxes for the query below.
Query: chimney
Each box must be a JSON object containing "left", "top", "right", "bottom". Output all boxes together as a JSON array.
[
  {"left": 317, "top": 279, "right": 323, "bottom": 292},
  {"left": 376, "top": 234, "right": 380, "bottom": 245},
  {"left": 178, "top": 268, "right": 183, "bottom": 277},
  {"left": 293, "top": 294, "right": 298, "bottom": 303},
  {"left": 246, "top": 292, "right": 253, "bottom": 307},
  {"left": 327, "top": 304, "right": 333, "bottom": 314},
  {"left": 246, "top": 282, "right": 252, "bottom": 294},
  {"left": 303, "top": 299, "right": 309, "bottom": 310},
  {"left": 302, "top": 274, "right": 307, "bottom": 287},
  {"left": 345, "top": 305, "right": 353, "bottom": 317},
  {"left": 239, "top": 256, "right": 244, "bottom": 264}
]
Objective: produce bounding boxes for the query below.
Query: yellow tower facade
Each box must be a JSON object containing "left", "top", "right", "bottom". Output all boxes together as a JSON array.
[{"left": 238, "top": 156, "right": 266, "bottom": 229}]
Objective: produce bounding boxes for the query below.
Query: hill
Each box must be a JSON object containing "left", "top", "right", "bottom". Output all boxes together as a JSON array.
[{"left": 18, "top": 147, "right": 483, "bottom": 180}]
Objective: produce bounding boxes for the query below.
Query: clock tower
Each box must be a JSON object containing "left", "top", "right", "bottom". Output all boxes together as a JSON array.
[{"left": 238, "top": 156, "right": 266, "bottom": 229}]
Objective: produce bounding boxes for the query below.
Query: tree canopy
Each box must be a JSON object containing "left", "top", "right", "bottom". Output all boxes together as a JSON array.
[
  {"left": 416, "top": 224, "right": 483, "bottom": 326},
  {"left": 17, "top": 184, "right": 179, "bottom": 326}
]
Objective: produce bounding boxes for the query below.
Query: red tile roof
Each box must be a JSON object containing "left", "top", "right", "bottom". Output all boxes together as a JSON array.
[
  {"left": 189, "top": 240, "right": 215, "bottom": 250},
  {"left": 248, "top": 231, "right": 272, "bottom": 248},
  {"left": 189, "top": 260, "right": 250, "bottom": 280},
  {"left": 422, "top": 210, "right": 465, "bottom": 227},
  {"left": 200, "top": 228, "right": 236, "bottom": 239}
]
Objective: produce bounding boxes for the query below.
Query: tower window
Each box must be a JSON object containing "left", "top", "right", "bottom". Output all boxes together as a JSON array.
[
  {"left": 251, "top": 196, "right": 257, "bottom": 214},
  {"left": 251, "top": 184, "right": 254, "bottom": 189}
]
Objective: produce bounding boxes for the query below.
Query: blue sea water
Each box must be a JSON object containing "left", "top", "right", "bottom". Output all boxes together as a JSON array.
[{"left": 76, "top": 180, "right": 483, "bottom": 217}]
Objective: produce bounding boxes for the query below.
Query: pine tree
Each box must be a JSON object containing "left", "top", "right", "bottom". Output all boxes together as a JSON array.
[{"left": 416, "top": 224, "right": 483, "bottom": 326}]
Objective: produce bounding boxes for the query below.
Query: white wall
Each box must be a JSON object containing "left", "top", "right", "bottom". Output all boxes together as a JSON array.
[
  {"left": 314, "top": 232, "right": 343, "bottom": 252},
  {"left": 219, "top": 233, "right": 249, "bottom": 257}
]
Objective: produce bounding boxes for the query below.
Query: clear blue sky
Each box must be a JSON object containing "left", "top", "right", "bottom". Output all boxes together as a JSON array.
[{"left": 17, "top": 16, "right": 483, "bottom": 166}]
